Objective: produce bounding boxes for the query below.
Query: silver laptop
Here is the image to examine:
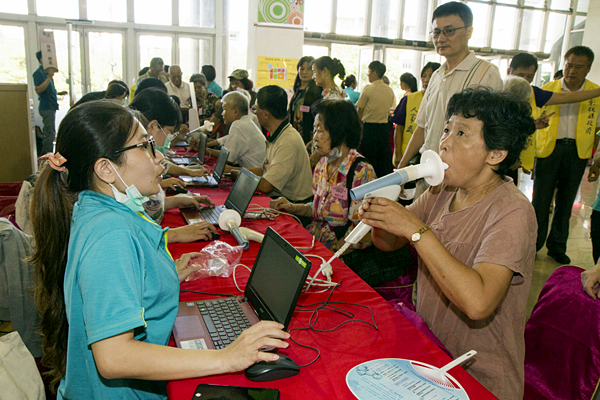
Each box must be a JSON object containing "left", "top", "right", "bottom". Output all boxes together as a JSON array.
[
  {"left": 178, "top": 146, "right": 229, "bottom": 187},
  {"left": 170, "top": 131, "right": 207, "bottom": 165},
  {"left": 172, "top": 227, "right": 311, "bottom": 350}
]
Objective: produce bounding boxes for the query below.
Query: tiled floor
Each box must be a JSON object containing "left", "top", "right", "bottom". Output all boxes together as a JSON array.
[{"left": 518, "top": 168, "right": 598, "bottom": 317}]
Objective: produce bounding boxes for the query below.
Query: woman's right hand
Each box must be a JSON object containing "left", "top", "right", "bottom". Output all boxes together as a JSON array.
[
  {"left": 270, "top": 197, "right": 297, "bottom": 214},
  {"left": 221, "top": 321, "right": 290, "bottom": 372},
  {"left": 161, "top": 177, "right": 187, "bottom": 190}
]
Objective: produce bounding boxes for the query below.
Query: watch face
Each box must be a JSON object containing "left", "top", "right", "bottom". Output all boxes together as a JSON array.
[{"left": 411, "top": 232, "right": 420, "bottom": 242}]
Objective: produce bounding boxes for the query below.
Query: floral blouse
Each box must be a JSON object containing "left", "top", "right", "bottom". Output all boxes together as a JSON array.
[
  {"left": 197, "top": 91, "right": 219, "bottom": 120},
  {"left": 306, "top": 149, "right": 377, "bottom": 250},
  {"left": 322, "top": 86, "right": 347, "bottom": 100}
]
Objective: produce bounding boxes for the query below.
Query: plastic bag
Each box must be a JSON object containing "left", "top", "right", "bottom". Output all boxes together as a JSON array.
[{"left": 185, "top": 240, "right": 244, "bottom": 281}]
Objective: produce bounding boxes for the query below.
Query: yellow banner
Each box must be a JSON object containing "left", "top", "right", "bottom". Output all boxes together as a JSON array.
[{"left": 256, "top": 56, "right": 298, "bottom": 89}]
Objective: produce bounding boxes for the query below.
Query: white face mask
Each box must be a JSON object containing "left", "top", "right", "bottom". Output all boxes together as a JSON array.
[
  {"left": 107, "top": 160, "right": 149, "bottom": 213},
  {"left": 326, "top": 146, "right": 343, "bottom": 163}
]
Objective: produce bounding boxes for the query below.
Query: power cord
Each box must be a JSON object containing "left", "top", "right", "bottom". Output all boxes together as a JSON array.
[{"left": 289, "top": 282, "right": 379, "bottom": 368}]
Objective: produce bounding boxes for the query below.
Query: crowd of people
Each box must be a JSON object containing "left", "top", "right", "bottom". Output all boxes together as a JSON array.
[{"left": 28, "top": 1, "right": 600, "bottom": 399}]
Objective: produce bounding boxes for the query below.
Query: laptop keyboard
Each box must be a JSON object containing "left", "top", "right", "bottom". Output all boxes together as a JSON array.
[
  {"left": 197, "top": 299, "right": 252, "bottom": 349},
  {"left": 199, "top": 206, "right": 226, "bottom": 225}
]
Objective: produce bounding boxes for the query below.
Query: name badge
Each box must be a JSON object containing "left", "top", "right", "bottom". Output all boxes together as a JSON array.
[
  {"left": 331, "top": 185, "right": 347, "bottom": 200},
  {"left": 198, "top": 108, "right": 203, "bottom": 116},
  {"left": 299, "top": 105, "right": 310, "bottom": 113}
]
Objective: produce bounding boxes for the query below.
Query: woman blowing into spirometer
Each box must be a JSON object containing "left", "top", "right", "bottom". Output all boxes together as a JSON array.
[{"left": 360, "top": 88, "right": 537, "bottom": 400}]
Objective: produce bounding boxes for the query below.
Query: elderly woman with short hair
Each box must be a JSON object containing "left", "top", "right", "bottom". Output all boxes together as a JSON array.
[
  {"left": 361, "top": 88, "right": 537, "bottom": 400},
  {"left": 190, "top": 73, "right": 219, "bottom": 123}
]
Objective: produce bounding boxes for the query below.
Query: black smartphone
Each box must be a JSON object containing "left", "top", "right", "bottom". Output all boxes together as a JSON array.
[{"left": 191, "top": 384, "right": 280, "bottom": 400}]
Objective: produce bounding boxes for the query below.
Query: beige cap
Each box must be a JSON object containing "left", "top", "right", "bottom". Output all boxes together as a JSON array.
[{"left": 228, "top": 69, "right": 249, "bottom": 80}]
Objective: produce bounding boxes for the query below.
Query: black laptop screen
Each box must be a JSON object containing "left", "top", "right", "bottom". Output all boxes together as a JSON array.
[
  {"left": 224, "top": 168, "right": 260, "bottom": 216},
  {"left": 212, "top": 147, "right": 230, "bottom": 182},
  {"left": 197, "top": 133, "right": 207, "bottom": 164},
  {"left": 245, "top": 228, "right": 310, "bottom": 328}
]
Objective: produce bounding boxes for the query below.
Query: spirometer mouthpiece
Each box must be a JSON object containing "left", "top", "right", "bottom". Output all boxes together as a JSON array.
[
  {"left": 350, "top": 150, "right": 447, "bottom": 201},
  {"left": 218, "top": 209, "right": 249, "bottom": 249}
]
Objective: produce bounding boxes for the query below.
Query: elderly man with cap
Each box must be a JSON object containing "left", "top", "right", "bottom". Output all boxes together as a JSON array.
[
  {"left": 225, "top": 69, "right": 257, "bottom": 107},
  {"left": 165, "top": 65, "right": 192, "bottom": 109}
]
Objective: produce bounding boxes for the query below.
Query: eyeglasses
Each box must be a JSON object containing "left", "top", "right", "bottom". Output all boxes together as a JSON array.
[
  {"left": 430, "top": 26, "right": 470, "bottom": 39},
  {"left": 114, "top": 136, "right": 156, "bottom": 158}
]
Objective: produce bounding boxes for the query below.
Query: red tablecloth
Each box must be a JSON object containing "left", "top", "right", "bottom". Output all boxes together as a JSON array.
[{"left": 163, "top": 187, "right": 498, "bottom": 399}]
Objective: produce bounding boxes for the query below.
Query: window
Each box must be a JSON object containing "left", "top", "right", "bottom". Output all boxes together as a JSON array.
[
  {"left": 87, "top": 0, "right": 127, "bottom": 23},
  {"left": 42, "top": 28, "right": 82, "bottom": 108},
  {"left": 577, "top": 0, "right": 589, "bottom": 14},
  {"left": 331, "top": 43, "right": 359, "bottom": 84},
  {"left": 518, "top": 10, "right": 544, "bottom": 52},
  {"left": 545, "top": 13, "right": 567, "bottom": 53},
  {"left": 3, "top": 0, "right": 27, "bottom": 14},
  {"left": 467, "top": 2, "right": 490, "bottom": 47},
  {"left": 385, "top": 48, "right": 422, "bottom": 101},
  {"left": 88, "top": 32, "right": 123, "bottom": 92},
  {"left": 336, "top": 0, "right": 367, "bottom": 36},
  {"left": 491, "top": 6, "right": 518, "bottom": 50},
  {"left": 523, "top": 0, "right": 545, "bottom": 7},
  {"left": 227, "top": 0, "right": 249, "bottom": 76},
  {"left": 304, "top": 0, "right": 333, "bottom": 33},
  {"left": 36, "top": 0, "right": 78, "bottom": 19},
  {"left": 403, "top": 0, "right": 429, "bottom": 41},
  {"left": 180, "top": 0, "right": 215, "bottom": 28},
  {"left": 179, "top": 37, "right": 211, "bottom": 78},
  {"left": 134, "top": 0, "right": 173, "bottom": 25},
  {"left": 370, "top": 0, "right": 400, "bottom": 39},
  {"left": 138, "top": 35, "right": 172, "bottom": 71},
  {"left": 497, "top": 0, "right": 518, "bottom": 4},
  {"left": 550, "top": 0, "right": 571, "bottom": 11},
  {"left": 0, "top": 25, "right": 27, "bottom": 83}
]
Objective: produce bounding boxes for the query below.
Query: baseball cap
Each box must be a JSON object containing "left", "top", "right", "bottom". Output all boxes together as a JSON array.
[{"left": 228, "top": 69, "right": 249, "bottom": 80}]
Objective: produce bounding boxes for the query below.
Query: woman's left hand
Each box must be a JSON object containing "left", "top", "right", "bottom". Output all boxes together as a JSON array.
[
  {"left": 171, "top": 194, "right": 215, "bottom": 209},
  {"left": 169, "top": 221, "right": 217, "bottom": 244},
  {"left": 359, "top": 197, "right": 425, "bottom": 239},
  {"left": 188, "top": 168, "right": 210, "bottom": 178},
  {"left": 175, "top": 252, "right": 202, "bottom": 282}
]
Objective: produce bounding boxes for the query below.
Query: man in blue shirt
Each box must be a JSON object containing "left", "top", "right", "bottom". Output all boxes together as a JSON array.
[{"left": 33, "top": 50, "right": 67, "bottom": 154}]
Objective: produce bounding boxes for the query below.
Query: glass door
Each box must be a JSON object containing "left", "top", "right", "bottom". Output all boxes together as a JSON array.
[
  {"left": 85, "top": 29, "right": 125, "bottom": 93},
  {"left": 177, "top": 36, "right": 213, "bottom": 78}
]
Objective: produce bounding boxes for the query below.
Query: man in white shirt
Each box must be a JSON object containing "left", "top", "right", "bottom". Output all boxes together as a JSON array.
[
  {"left": 399, "top": 1, "right": 502, "bottom": 197},
  {"left": 208, "top": 91, "right": 266, "bottom": 170},
  {"left": 532, "top": 46, "right": 600, "bottom": 264},
  {"left": 165, "top": 65, "right": 192, "bottom": 109}
]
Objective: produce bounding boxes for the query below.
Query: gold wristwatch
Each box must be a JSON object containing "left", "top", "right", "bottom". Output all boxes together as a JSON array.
[{"left": 410, "top": 226, "right": 430, "bottom": 245}]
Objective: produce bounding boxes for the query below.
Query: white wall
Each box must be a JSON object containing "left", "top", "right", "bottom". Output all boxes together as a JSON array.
[{"left": 582, "top": 0, "right": 600, "bottom": 84}]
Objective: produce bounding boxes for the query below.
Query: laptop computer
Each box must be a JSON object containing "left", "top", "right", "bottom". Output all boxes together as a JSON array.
[
  {"left": 178, "top": 146, "right": 229, "bottom": 187},
  {"left": 170, "top": 131, "right": 207, "bottom": 165},
  {"left": 180, "top": 168, "right": 260, "bottom": 225},
  {"left": 173, "top": 227, "right": 311, "bottom": 350}
]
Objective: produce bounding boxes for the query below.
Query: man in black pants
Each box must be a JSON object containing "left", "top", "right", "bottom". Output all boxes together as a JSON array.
[{"left": 356, "top": 61, "right": 396, "bottom": 177}]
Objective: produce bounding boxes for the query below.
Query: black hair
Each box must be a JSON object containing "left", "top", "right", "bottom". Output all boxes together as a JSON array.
[
  {"left": 312, "top": 56, "right": 346, "bottom": 81},
  {"left": 421, "top": 62, "right": 441, "bottom": 77},
  {"left": 135, "top": 77, "right": 167, "bottom": 97},
  {"left": 150, "top": 57, "right": 164, "bottom": 68},
  {"left": 554, "top": 69, "right": 563, "bottom": 80},
  {"left": 314, "top": 99, "right": 362, "bottom": 149},
  {"left": 564, "top": 46, "right": 595, "bottom": 67},
  {"left": 36, "top": 51, "right": 42, "bottom": 63},
  {"left": 256, "top": 85, "right": 288, "bottom": 119},
  {"left": 341, "top": 74, "right": 357, "bottom": 89},
  {"left": 190, "top": 73, "right": 207, "bottom": 87},
  {"left": 201, "top": 65, "right": 217, "bottom": 82},
  {"left": 129, "top": 87, "right": 182, "bottom": 131},
  {"left": 509, "top": 53, "right": 539, "bottom": 73},
  {"left": 432, "top": 1, "right": 473, "bottom": 27},
  {"left": 30, "top": 102, "right": 139, "bottom": 390},
  {"left": 138, "top": 66, "right": 150, "bottom": 76},
  {"left": 104, "top": 80, "right": 129, "bottom": 100},
  {"left": 293, "top": 56, "right": 315, "bottom": 92},
  {"left": 445, "top": 88, "right": 535, "bottom": 178},
  {"left": 164, "top": 65, "right": 169, "bottom": 73},
  {"left": 400, "top": 72, "right": 418, "bottom": 93},
  {"left": 368, "top": 61, "right": 386, "bottom": 79}
]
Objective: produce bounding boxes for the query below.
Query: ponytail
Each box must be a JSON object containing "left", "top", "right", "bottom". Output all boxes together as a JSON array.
[
  {"left": 331, "top": 58, "right": 346, "bottom": 81},
  {"left": 312, "top": 56, "right": 346, "bottom": 82},
  {"left": 30, "top": 166, "right": 74, "bottom": 391}
]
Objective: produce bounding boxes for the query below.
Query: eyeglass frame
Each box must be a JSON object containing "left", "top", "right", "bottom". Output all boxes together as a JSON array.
[
  {"left": 114, "top": 136, "right": 157, "bottom": 158},
  {"left": 429, "top": 25, "right": 470, "bottom": 39}
]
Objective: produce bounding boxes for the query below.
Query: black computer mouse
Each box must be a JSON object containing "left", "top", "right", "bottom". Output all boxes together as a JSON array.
[
  {"left": 166, "top": 185, "right": 187, "bottom": 194},
  {"left": 244, "top": 355, "right": 300, "bottom": 382}
]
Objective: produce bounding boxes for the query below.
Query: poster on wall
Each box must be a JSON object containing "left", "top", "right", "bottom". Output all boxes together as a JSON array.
[
  {"left": 258, "top": 0, "right": 304, "bottom": 27},
  {"left": 256, "top": 56, "right": 298, "bottom": 89}
]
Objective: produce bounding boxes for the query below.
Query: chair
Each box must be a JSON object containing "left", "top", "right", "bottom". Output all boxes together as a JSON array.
[{"left": 524, "top": 265, "right": 600, "bottom": 400}]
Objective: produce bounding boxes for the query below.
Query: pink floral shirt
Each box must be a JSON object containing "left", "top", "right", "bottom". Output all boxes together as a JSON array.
[{"left": 306, "top": 149, "right": 376, "bottom": 249}]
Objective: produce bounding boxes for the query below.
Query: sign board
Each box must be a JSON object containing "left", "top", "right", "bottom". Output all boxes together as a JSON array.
[
  {"left": 39, "top": 31, "right": 59, "bottom": 73},
  {"left": 256, "top": 56, "right": 298, "bottom": 89}
]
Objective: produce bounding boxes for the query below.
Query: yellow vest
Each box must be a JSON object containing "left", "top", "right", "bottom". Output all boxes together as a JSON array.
[
  {"left": 402, "top": 91, "right": 424, "bottom": 153},
  {"left": 536, "top": 79, "right": 600, "bottom": 159},
  {"left": 519, "top": 88, "right": 540, "bottom": 170}
]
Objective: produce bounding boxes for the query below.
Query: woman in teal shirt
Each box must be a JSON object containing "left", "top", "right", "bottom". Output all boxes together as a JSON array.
[{"left": 30, "top": 101, "right": 290, "bottom": 399}]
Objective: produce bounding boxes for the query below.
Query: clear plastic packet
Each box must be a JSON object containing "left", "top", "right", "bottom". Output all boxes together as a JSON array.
[{"left": 184, "top": 240, "right": 244, "bottom": 281}]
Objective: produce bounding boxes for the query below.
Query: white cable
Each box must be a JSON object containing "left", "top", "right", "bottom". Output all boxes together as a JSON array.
[
  {"left": 304, "top": 254, "right": 340, "bottom": 292},
  {"left": 232, "top": 263, "right": 252, "bottom": 293}
]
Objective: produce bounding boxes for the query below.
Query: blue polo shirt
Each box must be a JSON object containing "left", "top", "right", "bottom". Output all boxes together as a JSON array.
[
  {"left": 206, "top": 80, "right": 223, "bottom": 97},
  {"left": 58, "top": 190, "right": 179, "bottom": 400},
  {"left": 32, "top": 65, "right": 58, "bottom": 111},
  {"left": 344, "top": 87, "right": 360, "bottom": 105}
]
